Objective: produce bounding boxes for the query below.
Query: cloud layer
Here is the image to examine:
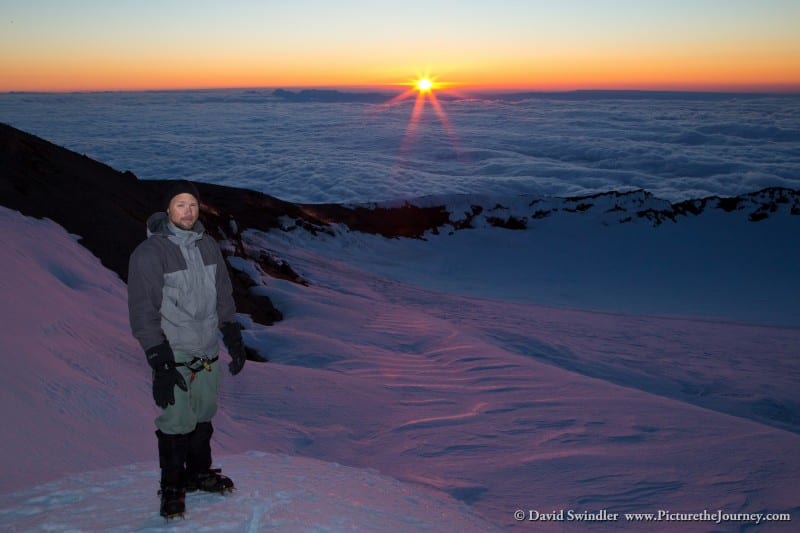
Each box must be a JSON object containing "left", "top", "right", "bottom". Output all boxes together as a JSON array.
[{"left": 1, "top": 90, "right": 798, "bottom": 203}]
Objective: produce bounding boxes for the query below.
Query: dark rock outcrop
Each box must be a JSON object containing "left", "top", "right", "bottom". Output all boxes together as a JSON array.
[
  {"left": 0, "top": 122, "right": 471, "bottom": 343},
  {"left": 0, "top": 123, "right": 294, "bottom": 355}
]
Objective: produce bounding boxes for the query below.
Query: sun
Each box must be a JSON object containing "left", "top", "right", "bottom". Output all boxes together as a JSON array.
[
  {"left": 374, "top": 70, "right": 465, "bottom": 165},
  {"left": 415, "top": 77, "right": 434, "bottom": 93}
]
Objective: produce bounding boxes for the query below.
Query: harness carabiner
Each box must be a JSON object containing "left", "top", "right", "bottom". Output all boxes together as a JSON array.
[{"left": 176, "top": 355, "right": 219, "bottom": 373}]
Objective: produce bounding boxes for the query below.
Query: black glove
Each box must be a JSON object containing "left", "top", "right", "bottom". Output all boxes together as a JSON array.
[
  {"left": 220, "top": 321, "right": 246, "bottom": 376},
  {"left": 145, "top": 340, "right": 175, "bottom": 370},
  {"left": 152, "top": 362, "right": 188, "bottom": 408},
  {"left": 145, "top": 340, "right": 187, "bottom": 408}
]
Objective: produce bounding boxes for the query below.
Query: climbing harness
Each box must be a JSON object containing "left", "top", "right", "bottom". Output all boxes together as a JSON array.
[{"left": 175, "top": 355, "right": 218, "bottom": 381}]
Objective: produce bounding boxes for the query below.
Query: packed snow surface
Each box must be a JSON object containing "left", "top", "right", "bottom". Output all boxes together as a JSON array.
[{"left": 1, "top": 204, "right": 798, "bottom": 530}]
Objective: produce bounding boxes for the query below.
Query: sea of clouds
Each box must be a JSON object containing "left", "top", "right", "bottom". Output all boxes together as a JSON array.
[{"left": 1, "top": 89, "right": 798, "bottom": 204}]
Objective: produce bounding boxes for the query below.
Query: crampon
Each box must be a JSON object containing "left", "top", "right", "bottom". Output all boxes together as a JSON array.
[
  {"left": 186, "top": 468, "right": 234, "bottom": 493},
  {"left": 159, "top": 486, "right": 186, "bottom": 519}
]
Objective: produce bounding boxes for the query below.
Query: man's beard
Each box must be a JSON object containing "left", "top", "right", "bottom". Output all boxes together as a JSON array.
[{"left": 174, "top": 218, "right": 196, "bottom": 230}]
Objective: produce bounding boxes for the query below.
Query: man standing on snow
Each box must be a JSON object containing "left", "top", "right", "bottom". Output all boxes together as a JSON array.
[{"left": 127, "top": 179, "right": 246, "bottom": 518}]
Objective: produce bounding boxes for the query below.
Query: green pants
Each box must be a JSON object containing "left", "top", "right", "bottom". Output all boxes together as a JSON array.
[{"left": 155, "top": 352, "right": 220, "bottom": 435}]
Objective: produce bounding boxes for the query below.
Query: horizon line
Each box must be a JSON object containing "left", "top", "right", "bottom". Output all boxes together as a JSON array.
[{"left": 3, "top": 85, "right": 800, "bottom": 96}]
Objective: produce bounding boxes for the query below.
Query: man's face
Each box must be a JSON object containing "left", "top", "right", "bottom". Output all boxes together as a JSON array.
[{"left": 167, "top": 193, "right": 199, "bottom": 230}]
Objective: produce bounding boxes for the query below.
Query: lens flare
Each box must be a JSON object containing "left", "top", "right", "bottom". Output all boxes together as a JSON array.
[{"left": 375, "top": 71, "right": 467, "bottom": 165}]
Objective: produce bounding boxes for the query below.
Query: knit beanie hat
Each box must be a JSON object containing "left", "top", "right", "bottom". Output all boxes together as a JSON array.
[{"left": 163, "top": 180, "right": 200, "bottom": 210}]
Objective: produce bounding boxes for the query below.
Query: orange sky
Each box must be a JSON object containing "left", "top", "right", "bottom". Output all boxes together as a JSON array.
[{"left": 2, "top": 1, "right": 799, "bottom": 93}]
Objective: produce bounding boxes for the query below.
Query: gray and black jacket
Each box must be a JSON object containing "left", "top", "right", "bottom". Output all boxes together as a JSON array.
[{"left": 127, "top": 212, "right": 236, "bottom": 358}]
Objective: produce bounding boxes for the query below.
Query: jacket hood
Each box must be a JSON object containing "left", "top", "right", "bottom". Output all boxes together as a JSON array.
[{"left": 146, "top": 212, "right": 206, "bottom": 239}]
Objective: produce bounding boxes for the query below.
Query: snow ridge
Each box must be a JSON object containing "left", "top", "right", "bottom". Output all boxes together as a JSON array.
[{"left": 364, "top": 187, "right": 800, "bottom": 234}]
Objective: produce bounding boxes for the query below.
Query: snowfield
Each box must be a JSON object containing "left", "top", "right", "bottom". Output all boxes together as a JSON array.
[
  {"left": 1, "top": 452, "right": 499, "bottom": 532},
  {"left": 1, "top": 201, "right": 798, "bottom": 531}
]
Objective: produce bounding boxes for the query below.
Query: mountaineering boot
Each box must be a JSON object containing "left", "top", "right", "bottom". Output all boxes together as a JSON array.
[
  {"left": 156, "top": 430, "right": 189, "bottom": 518},
  {"left": 186, "top": 468, "right": 235, "bottom": 493},
  {"left": 159, "top": 485, "right": 185, "bottom": 519},
  {"left": 186, "top": 421, "right": 235, "bottom": 493}
]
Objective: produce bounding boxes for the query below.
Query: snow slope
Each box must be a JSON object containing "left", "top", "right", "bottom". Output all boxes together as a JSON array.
[
  {"left": 0, "top": 206, "right": 499, "bottom": 531},
  {"left": 1, "top": 202, "right": 799, "bottom": 530},
  {"left": 334, "top": 188, "right": 800, "bottom": 327},
  {"left": 0, "top": 207, "right": 156, "bottom": 485}
]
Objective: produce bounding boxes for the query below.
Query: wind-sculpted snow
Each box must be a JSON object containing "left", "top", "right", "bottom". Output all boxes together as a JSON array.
[
  {"left": 232, "top": 225, "right": 800, "bottom": 527},
  {"left": 2, "top": 204, "right": 799, "bottom": 530}
]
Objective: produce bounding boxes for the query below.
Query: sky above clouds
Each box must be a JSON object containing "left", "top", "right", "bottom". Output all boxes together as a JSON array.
[{"left": 1, "top": 0, "right": 799, "bottom": 91}]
